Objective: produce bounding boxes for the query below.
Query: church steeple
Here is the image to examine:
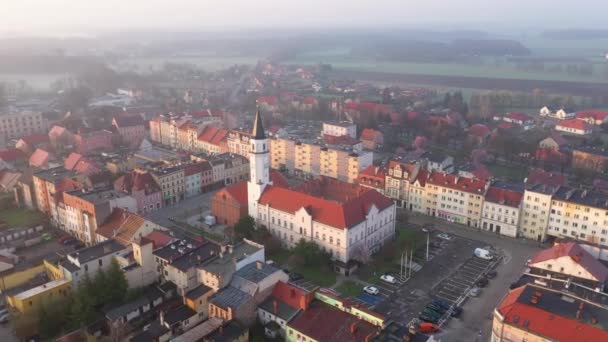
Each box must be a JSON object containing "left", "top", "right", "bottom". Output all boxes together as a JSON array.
[{"left": 252, "top": 108, "right": 266, "bottom": 140}]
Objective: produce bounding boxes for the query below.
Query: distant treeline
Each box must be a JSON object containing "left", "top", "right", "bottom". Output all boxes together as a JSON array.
[
  {"left": 351, "top": 39, "right": 530, "bottom": 62},
  {"left": 0, "top": 55, "right": 104, "bottom": 74},
  {"left": 542, "top": 29, "right": 608, "bottom": 40}
]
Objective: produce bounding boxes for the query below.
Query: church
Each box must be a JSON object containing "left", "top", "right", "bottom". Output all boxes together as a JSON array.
[{"left": 247, "top": 110, "right": 396, "bottom": 274}]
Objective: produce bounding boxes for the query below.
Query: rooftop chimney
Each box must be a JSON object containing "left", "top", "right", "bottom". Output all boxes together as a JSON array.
[
  {"left": 273, "top": 300, "right": 278, "bottom": 315},
  {"left": 350, "top": 322, "right": 358, "bottom": 334},
  {"left": 256, "top": 260, "right": 264, "bottom": 270}
]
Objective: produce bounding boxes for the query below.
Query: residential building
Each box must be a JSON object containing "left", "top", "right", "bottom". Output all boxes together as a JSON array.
[
  {"left": 163, "top": 241, "right": 221, "bottom": 295},
  {"left": 481, "top": 184, "right": 523, "bottom": 238},
  {"left": 207, "top": 153, "right": 249, "bottom": 187},
  {"left": 539, "top": 106, "right": 575, "bottom": 120},
  {"left": 492, "top": 284, "right": 608, "bottom": 342},
  {"left": 6, "top": 279, "right": 71, "bottom": 314},
  {"left": 258, "top": 281, "right": 315, "bottom": 338},
  {"left": 360, "top": 128, "right": 384, "bottom": 150},
  {"left": 172, "top": 318, "right": 248, "bottom": 342},
  {"left": 161, "top": 304, "right": 203, "bottom": 336},
  {"left": 538, "top": 134, "right": 568, "bottom": 150},
  {"left": 28, "top": 148, "right": 56, "bottom": 169},
  {"left": 32, "top": 167, "right": 83, "bottom": 219},
  {"left": 61, "top": 188, "right": 137, "bottom": 245},
  {"left": 60, "top": 239, "right": 126, "bottom": 285},
  {"left": 196, "top": 126, "right": 229, "bottom": 154},
  {"left": 74, "top": 129, "right": 114, "bottom": 155},
  {"left": 48, "top": 125, "right": 74, "bottom": 150},
  {"left": 15, "top": 133, "right": 50, "bottom": 154},
  {"left": 112, "top": 115, "right": 146, "bottom": 147},
  {"left": 95, "top": 208, "right": 162, "bottom": 246},
  {"left": 151, "top": 165, "right": 186, "bottom": 206},
  {"left": 184, "top": 163, "right": 207, "bottom": 197},
  {"left": 555, "top": 119, "right": 593, "bottom": 135},
  {"left": 356, "top": 165, "right": 386, "bottom": 195},
  {"left": 572, "top": 146, "right": 608, "bottom": 173},
  {"left": 576, "top": 110, "right": 608, "bottom": 125},
  {"left": 227, "top": 130, "right": 252, "bottom": 157},
  {"left": 425, "top": 151, "right": 454, "bottom": 174},
  {"left": 114, "top": 170, "right": 163, "bottom": 214},
  {"left": 270, "top": 137, "right": 373, "bottom": 183},
  {"left": 503, "top": 112, "right": 535, "bottom": 129},
  {"left": 322, "top": 122, "right": 357, "bottom": 139},
  {"left": 520, "top": 183, "right": 558, "bottom": 242},
  {"left": 527, "top": 242, "right": 608, "bottom": 290},
  {"left": 546, "top": 187, "right": 608, "bottom": 246},
  {"left": 384, "top": 159, "right": 421, "bottom": 208},
  {"left": 425, "top": 172, "right": 488, "bottom": 228},
  {"left": 248, "top": 110, "right": 395, "bottom": 273},
  {"left": 0, "top": 110, "right": 47, "bottom": 143},
  {"left": 105, "top": 287, "right": 164, "bottom": 325}
]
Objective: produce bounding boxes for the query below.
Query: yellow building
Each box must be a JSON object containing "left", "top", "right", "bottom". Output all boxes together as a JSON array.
[{"left": 7, "top": 279, "right": 71, "bottom": 314}]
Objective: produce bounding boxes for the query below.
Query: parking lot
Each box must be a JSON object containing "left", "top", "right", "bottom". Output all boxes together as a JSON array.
[{"left": 433, "top": 255, "right": 497, "bottom": 306}]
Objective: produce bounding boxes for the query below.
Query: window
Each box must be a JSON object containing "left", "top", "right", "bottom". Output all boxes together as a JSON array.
[{"left": 98, "top": 259, "right": 103, "bottom": 267}]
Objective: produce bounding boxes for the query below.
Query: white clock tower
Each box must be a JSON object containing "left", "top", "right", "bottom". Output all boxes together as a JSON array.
[{"left": 247, "top": 109, "right": 272, "bottom": 218}]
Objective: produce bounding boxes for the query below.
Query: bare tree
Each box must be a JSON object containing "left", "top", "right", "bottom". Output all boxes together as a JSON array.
[{"left": 351, "top": 244, "right": 372, "bottom": 265}]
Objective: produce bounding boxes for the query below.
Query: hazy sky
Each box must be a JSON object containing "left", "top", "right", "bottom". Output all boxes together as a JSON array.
[{"left": 4, "top": 0, "right": 608, "bottom": 35}]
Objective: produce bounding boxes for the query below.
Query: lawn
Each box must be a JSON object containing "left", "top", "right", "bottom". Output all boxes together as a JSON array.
[
  {"left": 336, "top": 280, "right": 364, "bottom": 297},
  {"left": 486, "top": 163, "right": 529, "bottom": 182},
  {"left": 267, "top": 247, "right": 290, "bottom": 266},
  {"left": 0, "top": 208, "right": 45, "bottom": 228},
  {"left": 294, "top": 264, "right": 337, "bottom": 288}
]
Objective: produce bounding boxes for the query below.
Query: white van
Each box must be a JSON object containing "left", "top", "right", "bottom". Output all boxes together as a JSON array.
[{"left": 474, "top": 248, "right": 494, "bottom": 260}]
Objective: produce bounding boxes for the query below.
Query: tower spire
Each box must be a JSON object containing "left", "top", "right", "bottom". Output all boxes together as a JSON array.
[{"left": 252, "top": 107, "right": 266, "bottom": 140}]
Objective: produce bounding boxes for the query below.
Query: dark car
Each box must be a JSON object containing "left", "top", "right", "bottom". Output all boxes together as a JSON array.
[
  {"left": 476, "top": 277, "right": 489, "bottom": 288},
  {"left": 289, "top": 273, "right": 304, "bottom": 281},
  {"left": 432, "top": 299, "right": 451, "bottom": 310},
  {"left": 450, "top": 306, "right": 463, "bottom": 317},
  {"left": 419, "top": 314, "right": 439, "bottom": 324},
  {"left": 486, "top": 270, "right": 497, "bottom": 279},
  {"left": 422, "top": 309, "right": 442, "bottom": 319},
  {"left": 426, "top": 303, "right": 446, "bottom": 313}
]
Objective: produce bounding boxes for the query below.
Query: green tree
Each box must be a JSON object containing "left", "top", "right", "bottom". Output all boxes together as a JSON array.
[
  {"left": 292, "top": 239, "right": 329, "bottom": 266},
  {"left": 234, "top": 215, "right": 256, "bottom": 239},
  {"left": 105, "top": 259, "right": 128, "bottom": 304}
]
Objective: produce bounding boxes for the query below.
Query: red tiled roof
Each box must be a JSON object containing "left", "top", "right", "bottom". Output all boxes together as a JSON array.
[
  {"left": 258, "top": 181, "right": 393, "bottom": 229},
  {"left": 344, "top": 101, "right": 389, "bottom": 113},
  {"left": 48, "top": 125, "right": 68, "bottom": 140},
  {"left": 64, "top": 152, "right": 83, "bottom": 170},
  {"left": 526, "top": 168, "right": 566, "bottom": 187},
  {"left": 470, "top": 165, "right": 493, "bottom": 182},
  {"left": 210, "top": 129, "right": 228, "bottom": 145},
  {"left": 29, "top": 148, "right": 50, "bottom": 168},
  {"left": 0, "top": 148, "right": 25, "bottom": 162},
  {"left": 485, "top": 186, "right": 523, "bottom": 207},
  {"left": 143, "top": 230, "right": 174, "bottom": 249},
  {"left": 97, "top": 208, "right": 146, "bottom": 245},
  {"left": 576, "top": 110, "right": 608, "bottom": 121},
  {"left": 257, "top": 96, "right": 278, "bottom": 105},
  {"left": 73, "top": 159, "right": 101, "bottom": 175},
  {"left": 357, "top": 165, "right": 386, "bottom": 189},
  {"left": 557, "top": 119, "right": 593, "bottom": 131},
  {"left": 506, "top": 112, "right": 534, "bottom": 122},
  {"left": 497, "top": 122, "right": 515, "bottom": 130},
  {"left": 302, "top": 96, "right": 318, "bottom": 105},
  {"left": 221, "top": 171, "right": 289, "bottom": 207},
  {"left": 427, "top": 171, "right": 487, "bottom": 194},
  {"left": 268, "top": 125, "right": 282, "bottom": 135},
  {"left": 496, "top": 286, "right": 608, "bottom": 342},
  {"left": 288, "top": 301, "right": 379, "bottom": 342},
  {"left": 323, "top": 134, "right": 358, "bottom": 146},
  {"left": 413, "top": 170, "right": 428, "bottom": 186},
  {"left": 468, "top": 124, "right": 490, "bottom": 137},
  {"left": 115, "top": 171, "right": 161, "bottom": 194},
  {"left": 184, "top": 163, "right": 204, "bottom": 176},
  {"left": 270, "top": 281, "right": 311, "bottom": 310},
  {"left": 270, "top": 170, "right": 289, "bottom": 188},
  {"left": 529, "top": 242, "right": 608, "bottom": 283},
  {"left": 19, "top": 133, "right": 49, "bottom": 146}
]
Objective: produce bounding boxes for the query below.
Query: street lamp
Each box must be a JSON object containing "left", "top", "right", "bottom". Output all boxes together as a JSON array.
[{"left": 422, "top": 225, "right": 431, "bottom": 261}]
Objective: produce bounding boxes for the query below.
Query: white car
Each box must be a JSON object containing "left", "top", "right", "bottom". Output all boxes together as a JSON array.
[
  {"left": 380, "top": 274, "right": 397, "bottom": 284},
  {"left": 437, "top": 233, "right": 453, "bottom": 241},
  {"left": 469, "top": 287, "right": 481, "bottom": 297},
  {"left": 0, "top": 313, "right": 9, "bottom": 324},
  {"left": 363, "top": 285, "right": 380, "bottom": 295}
]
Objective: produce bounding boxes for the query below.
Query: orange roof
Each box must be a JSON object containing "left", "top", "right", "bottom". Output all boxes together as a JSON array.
[
  {"left": 97, "top": 208, "right": 146, "bottom": 246},
  {"left": 427, "top": 171, "right": 487, "bottom": 194},
  {"left": 143, "top": 230, "right": 173, "bottom": 249},
  {"left": 529, "top": 242, "right": 608, "bottom": 283},
  {"left": 576, "top": 110, "right": 608, "bottom": 121},
  {"left": 270, "top": 281, "right": 312, "bottom": 310},
  {"left": 557, "top": 119, "right": 593, "bottom": 131},
  {"left": 29, "top": 148, "right": 50, "bottom": 168},
  {"left": 64, "top": 152, "right": 83, "bottom": 170},
  {"left": 360, "top": 128, "right": 380, "bottom": 141},
  {"left": 485, "top": 186, "right": 523, "bottom": 207},
  {"left": 219, "top": 171, "right": 289, "bottom": 207},
  {"left": 258, "top": 180, "right": 393, "bottom": 229},
  {"left": 527, "top": 168, "right": 566, "bottom": 187}
]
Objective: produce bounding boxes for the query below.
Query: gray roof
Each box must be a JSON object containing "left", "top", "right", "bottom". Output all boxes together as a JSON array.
[
  {"left": 33, "top": 167, "right": 77, "bottom": 183},
  {"left": 65, "top": 187, "right": 129, "bottom": 205},
  {"left": 553, "top": 186, "right": 608, "bottom": 210},
  {"left": 205, "top": 320, "right": 247, "bottom": 342},
  {"left": 106, "top": 296, "right": 150, "bottom": 321},
  {"left": 68, "top": 239, "right": 124, "bottom": 264},
  {"left": 185, "top": 284, "right": 213, "bottom": 301},
  {"left": 130, "top": 320, "right": 169, "bottom": 342},
  {"left": 163, "top": 305, "right": 197, "bottom": 326},
  {"left": 210, "top": 286, "right": 252, "bottom": 310},
  {"left": 259, "top": 296, "right": 300, "bottom": 321},
  {"left": 170, "top": 242, "right": 220, "bottom": 272},
  {"left": 234, "top": 261, "right": 281, "bottom": 283}
]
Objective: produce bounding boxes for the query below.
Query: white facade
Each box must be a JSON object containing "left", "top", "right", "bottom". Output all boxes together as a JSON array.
[
  {"left": 247, "top": 132, "right": 271, "bottom": 218},
  {"left": 547, "top": 199, "right": 608, "bottom": 247},
  {"left": 322, "top": 122, "right": 357, "bottom": 139},
  {"left": 185, "top": 172, "right": 202, "bottom": 198},
  {"left": 520, "top": 188, "right": 553, "bottom": 241},
  {"left": 555, "top": 123, "right": 593, "bottom": 136},
  {"left": 481, "top": 202, "right": 521, "bottom": 238}
]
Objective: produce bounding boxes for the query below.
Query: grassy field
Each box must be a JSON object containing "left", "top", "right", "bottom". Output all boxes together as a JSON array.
[
  {"left": 336, "top": 280, "right": 364, "bottom": 297},
  {"left": 0, "top": 208, "right": 45, "bottom": 228},
  {"left": 486, "top": 163, "right": 529, "bottom": 182},
  {"left": 112, "top": 55, "right": 261, "bottom": 72}
]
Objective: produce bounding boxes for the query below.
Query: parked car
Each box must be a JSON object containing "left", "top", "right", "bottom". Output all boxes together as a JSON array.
[
  {"left": 426, "top": 303, "right": 446, "bottom": 313},
  {"left": 418, "top": 314, "right": 439, "bottom": 324},
  {"left": 474, "top": 248, "right": 494, "bottom": 260},
  {"left": 380, "top": 274, "right": 397, "bottom": 284},
  {"left": 0, "top": 313, "right": 9, "bottom": 324},
  {"left": 469, "top": 287, "right": 481, "bottom": 297},
  {"left": 431, "top": 299, "right": 451, "bottom": 310},
  {"left": 450, "top": 306, "right": 463, "bottom": 317},
  {"left": 437, "top": 233, "right": 453, "bottom": 241},
  {"left": 363, "top": 286, "right": 379, "bottom": 295},
  {"left": 419, "top": 322, "right": 440, "bottom": 333},
  {"left": 422, "top": 309, "right": 442, "bottom": 319},
  {"left": 0, "top": 308, "right": 7, "bottom": 317},
  {"left": 485, "top": 270, "right": 497, "bottom": 279},
  {"left": 476, "top": 277, "right": 489, "bottom": 288},
  {"left": 41, "top": 233, "right": 52, "bottom": 241}
]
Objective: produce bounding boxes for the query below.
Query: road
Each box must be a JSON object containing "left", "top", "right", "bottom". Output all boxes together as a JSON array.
[
  {"left": 145, "top": 191, "right": 216, "bottom": 228},
  {"left": 406, "top": 213, "right": 542, "bottom": 342}
]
